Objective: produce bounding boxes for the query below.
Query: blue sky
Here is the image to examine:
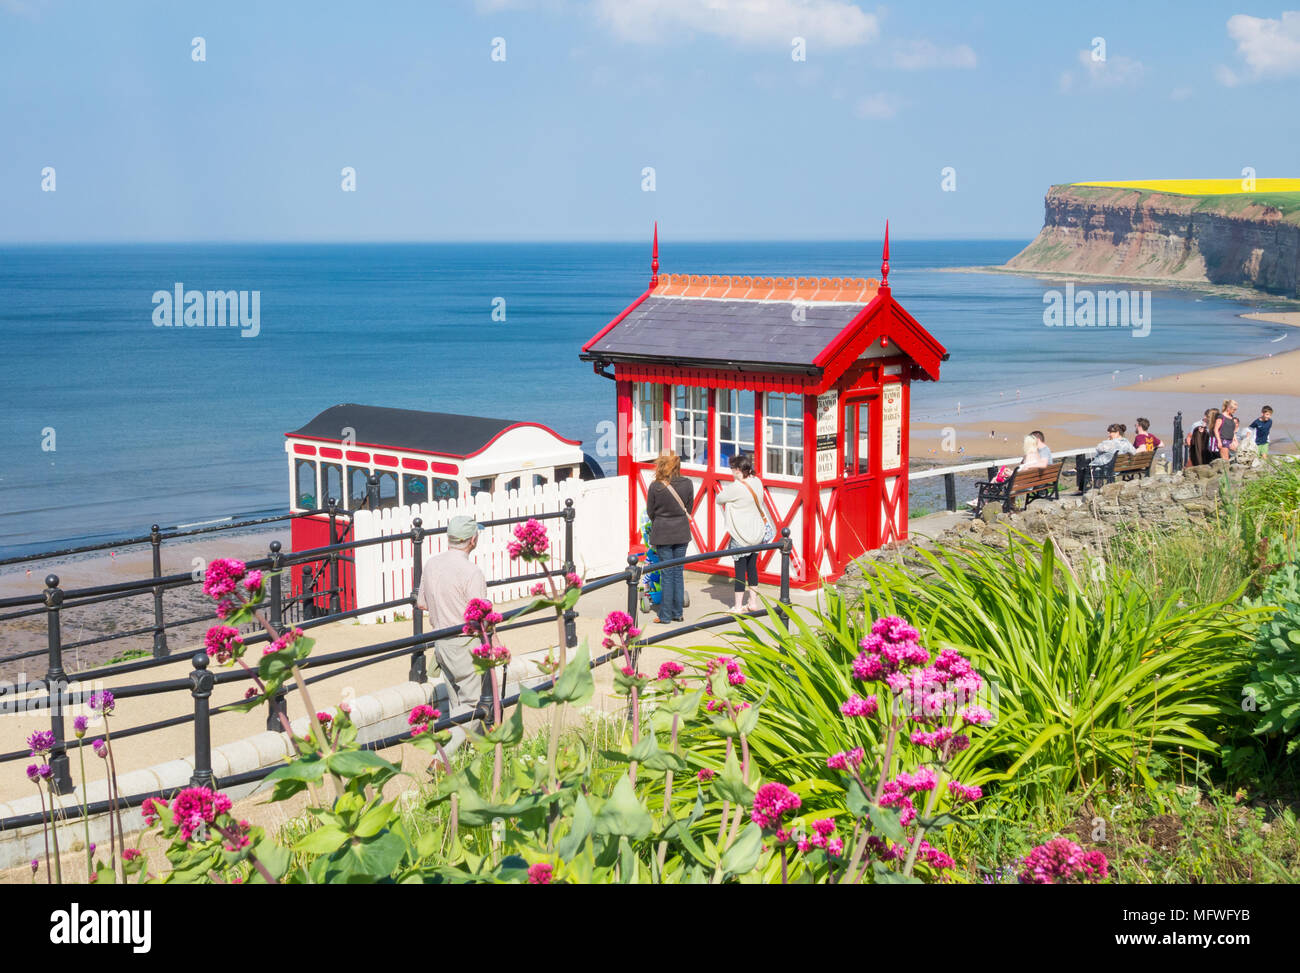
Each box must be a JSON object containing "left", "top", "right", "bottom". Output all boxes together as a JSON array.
[{"left": 2, "top": 0, "right": 1297, "bottom": 242}]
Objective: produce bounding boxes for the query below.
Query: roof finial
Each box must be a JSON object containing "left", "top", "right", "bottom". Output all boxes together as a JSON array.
[
  {"left": 650, "top": 222, "right": 660, "bottom": 289},
  {"left": 881, "top": 219, "right": 890, "bottom": 287}
]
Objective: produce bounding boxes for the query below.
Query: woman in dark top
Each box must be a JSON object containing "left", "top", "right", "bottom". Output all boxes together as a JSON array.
[
  {"left": 1214, "top": 399, "right": 1239, "bottom": 463},
  {"left": 646, "top": 449, "right": 694, "bottom": 624}
]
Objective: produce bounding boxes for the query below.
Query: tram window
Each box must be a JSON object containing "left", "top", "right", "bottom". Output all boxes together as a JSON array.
[
  {"left": 842, "top": 402, "right": 870, "bottom": 475},
  {"left": 554, "top": 465, "right": 573, "bottom": 483},
  {"left": 430, "top": 477, "right": 459, "bottom": 501},
  {"left": 347, "top": 466, "right": 371, "bottom": 509},
  {"left": 321, "top": 463, "right": 343, "bottom": 508},
  {"left": 532, "top": 474, "right": 548, "bottom": 489},
  {"left": 503, "top": 476, "right": 522, "bottom": 494},
  {"left": 403, "top": 474, "right": 429, "bottom": 506},
  {"left": 469, "top": 477, "right": 494, "bottom": 497},
  {"left": 295, "top": 459, "right": 317, "bottom": 510},
  {"left": 376, "top": 471, "right": 399, "bottom": 510}
]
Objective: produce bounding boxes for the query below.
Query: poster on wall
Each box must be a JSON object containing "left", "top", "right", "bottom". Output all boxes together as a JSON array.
[
  {"left": 815, "top": 390, "right": 838, "bottom": 481},
  {"left": 880, "top": 384, "right": 903, "bottom": 471}
]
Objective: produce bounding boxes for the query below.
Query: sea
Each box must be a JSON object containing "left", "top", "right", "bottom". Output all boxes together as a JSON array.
[{"left": 0, "top": 241, "right": 1290, "bottom": 559}]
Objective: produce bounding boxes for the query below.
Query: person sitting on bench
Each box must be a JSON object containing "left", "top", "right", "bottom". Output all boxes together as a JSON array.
[{"left": 968, "top": 436, "right": 1045, "bottom": 507}]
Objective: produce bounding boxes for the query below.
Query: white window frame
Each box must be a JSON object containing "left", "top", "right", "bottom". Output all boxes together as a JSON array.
[
  {"left": 673, "top": 385, "right": 709, "bottom": 469},
  {"left": 632, "top": 382, "right": 666, "bottom": 462},
  {"left": 715, "top": 389, "right": 755, "bottom": 468},
  {"left": 763, "top": 392, "right": 804, "bottom": 480}
]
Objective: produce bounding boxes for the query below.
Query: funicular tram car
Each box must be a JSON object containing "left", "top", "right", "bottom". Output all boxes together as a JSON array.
[{"left": 283, "top": 404, "right": 600, "bottom": 614}]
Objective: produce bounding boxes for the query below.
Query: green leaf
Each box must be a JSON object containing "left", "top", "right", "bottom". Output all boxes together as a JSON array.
[
  {"left": 248, "top": 838, "right": 292, "bottom": 883},
  {"left": 327, "top": 749, "right": 400, "bottom": 778},
  {"left": 915, "top": 812, "right": 965, "bottom": 830},
  {"left": 558, "top": 793, "right": 595, "bottom": 862},
  {"left": 736, "top": 704, "right": 761, "bottom": 737},
  {"left": 868, "top": 804, "right": 906, "bottom": 843},
  {"left": 594, "top": 775, "right": 654, "bottom": 840},
  {"left": 719, "top": 822, "right": 763, "bottom": 876},
  {"left": 264, "top": 757, "right": 327, "bottom": 783},
  {"left": 326, "top": 831, "right": 407, "bottom": 883},
  {"left": 519, "top": 685, "right": 555, "bottom": 709},
  {"left": 872, "top": 862, "right": 923, "bottom": 884},
  {"left": 293, "top": 825, "right": 349, "bottom": 855},
  {"left": 354, "top": 800, "right": 397, "bottom": 839},
  {"left": 846, "top": 776, "right": 870, "bottom": 818},
  {"left": 552, "top": 641, "right": 594, "bottom": 705},
  {"left": 713, "top": 748, "right": 754, "bottom": 805},
  {"left": 470, "top": 702, "right": 525, "bottom": 748}
]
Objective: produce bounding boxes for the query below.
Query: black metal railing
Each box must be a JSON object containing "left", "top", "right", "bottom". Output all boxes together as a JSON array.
[{"left": 0, "top": 498, "right": 793, "bottom": 816}]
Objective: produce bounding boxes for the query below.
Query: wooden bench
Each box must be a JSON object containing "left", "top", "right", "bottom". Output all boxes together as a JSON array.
[
  {"left": 974, "top": 460, "right": 1065, "bottom": 516},
  {"left": 1082, "top": 449, "right": 1156, "bottom": 491}
]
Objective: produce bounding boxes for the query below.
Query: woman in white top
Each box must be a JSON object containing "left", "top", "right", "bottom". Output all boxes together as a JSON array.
[{"left": 715, "top": 453, "right": 769, "bottom": 613}]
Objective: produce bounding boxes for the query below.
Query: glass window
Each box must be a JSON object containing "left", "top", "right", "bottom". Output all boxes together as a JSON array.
[
  {"left": 469, "top": 477, "right": 494, "bottom": 497},
  {"left": 843, "top": 401, "right": 871, "bottom": 476},
  {"left": 431, "top": 477, "right": 460, "bottom": 501},
  {"left": 375, "top": 471, "right": 399, "bottom": 510},
  {"left": 532, "top": 473, "right": 548, "bottom": 489},
  {"left": 555, "top": 465, "right": 573, "bottom": 483},
  {"left": 347, "top": 466, "right": 371, "bottom": 509},
  {"left": 716, "top": 389, "right": 755, "bottom": 468},
  {"left": 674, "top": 386, "right": 709, "bottom": 466},
  {"left": 764, "top": 393, "right": 804, "bottom": 477},
  {"left": 632, "top": 382, "right": 665, "bottom": 461},
  {"left": 320, "top": 463, "right": 343, "bottom": 508},
  {"left": 503, "top": 476, "right": 522, "bottom": 493},
  {"left": 294, "top": 459, "right": 317, "bottom": 510},
  {"left": 403, "top": 474, "right": 429, "bottom": 506}
]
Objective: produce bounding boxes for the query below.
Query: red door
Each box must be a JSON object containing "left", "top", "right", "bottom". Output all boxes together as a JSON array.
[{"left": 835, "top": 395, "right": 878, "bottom": 567}]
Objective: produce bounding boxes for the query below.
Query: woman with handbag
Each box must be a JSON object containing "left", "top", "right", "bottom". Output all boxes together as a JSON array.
[
  {"left": 715, "top": 453, "right": 772, "bottom": 613},
  {"left": 646, "top": 449, "right": 695, "bottom": 624}
]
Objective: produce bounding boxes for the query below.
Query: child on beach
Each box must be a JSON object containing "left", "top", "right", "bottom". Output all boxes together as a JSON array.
[
  {"left": 1133, "top": 418, "right": 1162, "bottom": 451},
  {"left": 1249, "top": 406, "right": 1274, "bottom": 458}
]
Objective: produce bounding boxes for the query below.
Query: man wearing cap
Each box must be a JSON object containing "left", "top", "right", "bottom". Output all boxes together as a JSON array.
[{"left": 416, "top": 515, "right": 488, "bottom": 712}]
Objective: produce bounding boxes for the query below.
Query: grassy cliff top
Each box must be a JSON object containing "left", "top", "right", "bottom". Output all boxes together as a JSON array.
[{"left": 1052, "top": 181, "right": 1300, "bottom": 222}]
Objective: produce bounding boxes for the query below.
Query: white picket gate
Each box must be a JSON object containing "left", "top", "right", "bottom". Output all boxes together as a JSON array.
[{"left": 352, "top": 477, "right": 628, "bottom": 623}]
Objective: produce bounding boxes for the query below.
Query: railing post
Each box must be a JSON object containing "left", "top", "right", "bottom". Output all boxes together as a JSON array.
[
  {"left": 43, "top": 575, "right": 73, "bottom": 794},
  {"left": 408, "top": 518, "right": 427, "bottom": 683},
  {"left": 624, "top": 553, "right": 643, "bottom": 685},
  {"left": 779, "top": 527, "right": 792, "bottom": 631},
  {"left": 562, "top": 498, "right": 577, "bottom": 648},
  {"left": 366, "top": 473, "right": 380, "bottom": 510},
  {"left": 327, "top": 499, "right": 341, "bottom": 615},
  {"left": 1074, "top": 454, "right": 1088, "bottom": 493},
  {"left": 150, "top": 524, "right": 169, "bottom": 658},
  {"left": 1172, "top": 411, "right": 1185, "bottom": 472},
  {"left": 268, "top": 541, "right": 284, "bottom": 630},
  {"left": 189, "top": 652, "right": 216, "bottom": 788},
  {"left": 985, "top": 465, "right": 997, "bottom": 482},
  {"left": 944, "top": 473, "right": 957, "bottom": 512}
]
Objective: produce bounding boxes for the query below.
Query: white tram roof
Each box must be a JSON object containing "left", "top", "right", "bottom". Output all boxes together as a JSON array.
[{"left": 285, "top": 404, "right": 583, "bottom": 474}]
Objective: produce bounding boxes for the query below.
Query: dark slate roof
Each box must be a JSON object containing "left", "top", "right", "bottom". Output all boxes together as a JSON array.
[
  {"left": 584, "top": 296, "right": 865, "bottom": 368},
  {"left": 287, "top": 404, "right": 519, "bottom": 457}
]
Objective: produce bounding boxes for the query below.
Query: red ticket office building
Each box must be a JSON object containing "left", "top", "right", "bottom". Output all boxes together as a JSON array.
[{"left": 580, "top": 229, "right": 948, "bottom": 588}]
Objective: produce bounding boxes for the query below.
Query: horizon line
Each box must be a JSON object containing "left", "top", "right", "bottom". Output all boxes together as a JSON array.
[{"left": 0, "top": 236, "right": 1033, "bottom": 246}]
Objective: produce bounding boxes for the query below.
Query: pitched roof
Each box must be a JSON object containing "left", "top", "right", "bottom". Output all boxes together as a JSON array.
[
  {"left": 285, "top": 404, "right": 562, "bottom": 458},
  {"left": 581, "top": 272, "right": 947, "bottom": 385}
]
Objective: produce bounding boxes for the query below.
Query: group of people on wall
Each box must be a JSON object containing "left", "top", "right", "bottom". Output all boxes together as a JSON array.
[{"left": 1184, "top": 400, "right": 1274, "bottom": 467}]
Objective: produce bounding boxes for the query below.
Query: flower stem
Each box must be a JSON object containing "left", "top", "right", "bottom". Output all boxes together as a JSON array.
[
  {"left": 46, "top": 784, "right": 63, "bottom": 884},
  {"left": 102, "top": 725, "right": 126, "bottom": 882},
  {"left": 490, "top": 667, "right": 503, "bottom": 802},
  {"left": 35, "top": 785, "right": 51, "bottom": 884},
  {"left": 77, "top": 742, "right": 92, "bottom": 879},
  {"left": 901, "top": 769, "right": 945, "bottom": 877}
]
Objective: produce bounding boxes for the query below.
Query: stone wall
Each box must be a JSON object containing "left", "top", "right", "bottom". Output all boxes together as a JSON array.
[{"left": 860, "top": 458, "right": 1277, "bottom": 571}]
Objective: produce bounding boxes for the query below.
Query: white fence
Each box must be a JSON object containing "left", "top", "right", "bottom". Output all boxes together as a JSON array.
[{"left": 352, "top": 476, "right": 629, "bottom": 623}]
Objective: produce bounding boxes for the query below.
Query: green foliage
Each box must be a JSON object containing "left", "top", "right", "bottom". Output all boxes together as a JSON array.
[{"left": 1242, "top": 562, "right": 1300, "bottom": 754}]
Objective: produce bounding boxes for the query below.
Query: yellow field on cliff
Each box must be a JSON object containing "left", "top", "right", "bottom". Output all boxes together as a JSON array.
[{"left": 1073, "top": 178, "right": 1300, "bottom": 195}]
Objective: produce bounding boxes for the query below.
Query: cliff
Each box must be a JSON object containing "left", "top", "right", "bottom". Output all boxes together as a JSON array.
[{"left": 1006, "top": 184, "right": 1300, "bottom": 298}]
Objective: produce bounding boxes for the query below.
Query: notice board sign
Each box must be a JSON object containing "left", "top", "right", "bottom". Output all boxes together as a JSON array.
[
  {"left": 815, "top": 390, "right": 838, "bottom": 481},
  {"left": 880, "top": 384, "right": 903, "bottom": 471}
]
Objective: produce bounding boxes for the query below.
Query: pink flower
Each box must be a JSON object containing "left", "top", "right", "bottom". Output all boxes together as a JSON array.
[
  {"left": 564, "top": 572, "right": 582, "bottom": 590},
  {"left": 895, "top": 768, "right": 939, "bottom": 794},
  {"left": 204, "top": 625, "right": 244, "bottom": 664},
  {"left": 170, "top": 787, "right": 232, "bottom": 843},
  {"left": 840, "top": 694, "right": 879, "bottom": 718},
  {"left": 910, "top": 727, "right": 953, "bottom": 749},
  {"left": 529, "top": 582, "right": 547, "bottom": 596},
  {"left": 948, "top": 780, "right": 982, "bottom": 803},
  {"left": 826, "top": 747, "right": 865, "bottom": 771},
  {"left": 142, "top": 797, "right": 167, "bottom": 826},
  {"left": 705, "top": 655, "right": 745, "bottom": 688},
  {"left": 408, "top": 704, "right": 441, "bottom": 729},
  {"left": 696, "top": 768, "right": 716, "bottom": 782},
  {"left": 751, "top": 782, "right": 801, "bottom": 829},
  {"left": 507, "top": 519, "right": 550, "bottom": 561},
  {"left": 527, "top": 862, "right": 553, "bottom": 884},
  {"left": 826, "top": 837, "right": 845, "bottom": 857},
  {"left": 242, "top": 570, "right": 263, "bottom": 591},
  {"left": 813, "top": 818, "right": 836, "bottom": 837},
  {"left": 122, "top": 848, "right": 142, "bottom": 862},
  {"left": 657, "top": 661, "right": 684, "bottom": 680},
  {"left": 203, "top": 558, "right": 247, "bottom": 600},
  {"left": 1019, "top": 838, "right": 1108, "bottom": 884},
  {"left": 264, "top": 627, "right": 305, "bottom": 656},
  {"left": 244, "top": 687, "right": 259, "bottom": 700},
  {"left": 316, "top": 711, "right": 333, "bottom": 726},
  {"left": 961, "top": 706, "right": 993, "bottom": 726},
  {"left": 471, "top": 643, "right": 511, "bottom": 667}
]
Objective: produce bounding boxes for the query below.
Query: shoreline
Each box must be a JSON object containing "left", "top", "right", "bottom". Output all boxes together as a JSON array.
[{"left": 939, "top": 264, "right": 1300, "bottom": 308}]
